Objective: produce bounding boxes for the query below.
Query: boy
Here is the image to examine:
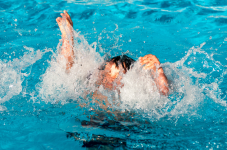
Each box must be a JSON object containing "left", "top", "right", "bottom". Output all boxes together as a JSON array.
[{"left": 56, "top": 11, "right": 169, "bottom": 99}]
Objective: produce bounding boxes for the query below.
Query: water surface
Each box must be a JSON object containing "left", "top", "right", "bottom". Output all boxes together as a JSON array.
[{"left": 0, "top": 0, "right": 227, "bottom": 149}]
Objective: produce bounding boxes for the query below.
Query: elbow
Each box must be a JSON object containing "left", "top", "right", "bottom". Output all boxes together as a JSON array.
[
  {"left": 156, "top": 76, "right": 169, "bottom": 96},
  {"left": 160, "top": 86, "right": 169, "bottom": 96}
]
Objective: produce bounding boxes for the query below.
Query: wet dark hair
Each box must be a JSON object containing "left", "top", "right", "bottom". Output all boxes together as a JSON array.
[{"left": 110, "top": 55, "right": 135, "bottom": 72}]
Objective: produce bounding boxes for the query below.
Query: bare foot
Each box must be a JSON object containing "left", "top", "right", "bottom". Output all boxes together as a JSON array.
[{"left": 56, "top": 10, "right": 73, "bottom": 39}]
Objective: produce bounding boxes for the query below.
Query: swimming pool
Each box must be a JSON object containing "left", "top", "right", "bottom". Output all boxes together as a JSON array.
[{"left": 1, "top": 0, "right": 227, "bottom": 149}]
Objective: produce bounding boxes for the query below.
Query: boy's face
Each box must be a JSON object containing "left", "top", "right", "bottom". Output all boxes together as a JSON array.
[
  {"left": 100, "top": 61, "right": 125, "bottom": 89},
  {"left": 104, "top": 61, "right": 120, "bottom": 79}
]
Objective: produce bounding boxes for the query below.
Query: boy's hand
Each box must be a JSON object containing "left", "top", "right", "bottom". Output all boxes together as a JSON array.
[
  {"left": 139, "top": 54, "right": 161, "bottom": 71},
  {"left": 56, "top": 10, "right": 73, "bottom": 38}
]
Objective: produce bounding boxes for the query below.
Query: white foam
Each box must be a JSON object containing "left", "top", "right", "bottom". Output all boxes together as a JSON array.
[
  {"left": 37, "top": 29, "right": 104, "bottom": 104},
  {"left": 117, "top": 43, "right": 225, "bottom": 120},
  {"left": 36, "top": 28, "right": 226, "bottom": 121},
  {"left": 0, "top": 61, "right": 22, "bottom": 106},
  {"left": 119, "top": 61, "right": 204, "bottom": 120},
  {"left": 0, "top": 46, "right": 50, "bottom": 110}
]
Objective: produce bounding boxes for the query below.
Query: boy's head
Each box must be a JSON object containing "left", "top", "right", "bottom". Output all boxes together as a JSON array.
[
  {"left": 104, "top": 55, "right": 135, "bottom": 79},
  {"left": 110, "top": 55, "right": 135, "bottom": 73}
]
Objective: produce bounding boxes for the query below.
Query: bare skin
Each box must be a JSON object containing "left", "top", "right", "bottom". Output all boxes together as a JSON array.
[
  {"left": 139, "top": 54, "right": 169, "bottom": 95},
  {"left": 56, "top": 10, "right": 74, "bottom": 70},
  {"left": 56, "top": 11, "right": 169, "bottom": 109}
]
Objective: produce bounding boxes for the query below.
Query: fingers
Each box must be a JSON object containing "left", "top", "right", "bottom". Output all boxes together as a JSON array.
[
  {"left": 139, "top": 57, "right": 160, "bottom": 66},
  {"left": 139, "top": 54, "right": 152, "bottom": 63},
  {"left": 60, "top": 13, "right": 64, "bottom": 17},
  {"left": 143, "top": 63, "right": 154, "bottom": 70},
  {"left": 140, "top": 54, "right": 153, "bottom": 60},
  {"left": 139, "top": 57, "right": 152, "bottom": 65},
  {"left": 58, "top": 11, "right": 73, "bottom": 27},
  {"left": 139, "top": 54, "right": 161, "bottom": 71},
  {"left": 140, "top": 54, "right": 157, "bottom": 62},
  {"left": 64, "top": 10, "right": 73, "bottom": 26},
  {"left": 143, "top": 62, "right": 160, "bottom": 70},
  {"left": 56, "top": 17, "right": 62, "bottom": 23},
  {"left": 56, "top": 17, "right": 62, "bottom": 28}
]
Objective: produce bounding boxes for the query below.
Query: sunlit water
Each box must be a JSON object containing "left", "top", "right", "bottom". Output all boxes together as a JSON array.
[{"left": 1, "top": 0, "right": 227, "bottom": 149}]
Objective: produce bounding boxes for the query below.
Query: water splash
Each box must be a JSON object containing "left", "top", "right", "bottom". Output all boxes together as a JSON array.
[
  {"left": 36, "top": 29, "right": 104, "bottom": 104},
  {"left": 32, "top": 25, "right": 227, "bottom": 126},
  {"left": 1, "top": 24, "right": 225, "bottom": 126},
  {"left": 119, "top": 42, "right": 226, "bottom": 121},
  {"left": 0, "top": 46, "right": 46, "bottom": 110},
  {"left": 0, "top": 61, "right": 22, "bottom": 111}
]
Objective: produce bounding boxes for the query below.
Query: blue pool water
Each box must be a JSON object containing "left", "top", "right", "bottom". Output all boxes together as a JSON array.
[{"left": 1, "top": 0, "right": 227, "bottom": 149}]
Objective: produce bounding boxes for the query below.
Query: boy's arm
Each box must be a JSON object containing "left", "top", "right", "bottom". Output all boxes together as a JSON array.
[
  {"left": 56, "top": 10, "right": 74, "bottom": 70},
  {"left": 139, "top": 54, "right": 169, "bottom": 96}
]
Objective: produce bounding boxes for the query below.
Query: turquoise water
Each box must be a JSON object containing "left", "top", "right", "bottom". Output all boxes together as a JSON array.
[{"left": 1, "top": 0, "right": 227, "bottom": 149}]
